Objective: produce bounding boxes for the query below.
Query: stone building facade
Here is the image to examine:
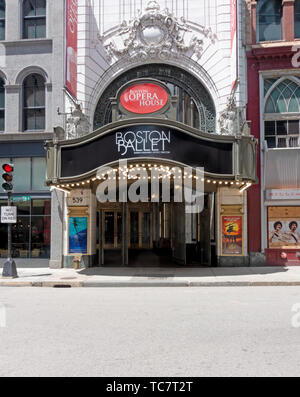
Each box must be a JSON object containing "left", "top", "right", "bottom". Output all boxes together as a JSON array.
[{"left": 1, "top": 1, "right": 259, "bottom": 268}]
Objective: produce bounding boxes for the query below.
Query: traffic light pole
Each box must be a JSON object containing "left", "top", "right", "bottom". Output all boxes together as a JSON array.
[{"left": 2, "top": 191, "right": 18, "bottom": 278}]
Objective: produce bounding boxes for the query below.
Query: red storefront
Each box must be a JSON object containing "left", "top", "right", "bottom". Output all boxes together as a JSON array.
[{"left": 246, "top": 0, "right": 300, "bottom": 265}]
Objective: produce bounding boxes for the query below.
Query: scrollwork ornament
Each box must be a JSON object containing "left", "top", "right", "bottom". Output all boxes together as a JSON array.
[{"left": 99, "top": 0, "right": 217, "bottom": 63}]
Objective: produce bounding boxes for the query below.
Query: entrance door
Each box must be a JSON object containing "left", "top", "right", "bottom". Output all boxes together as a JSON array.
[
  {"left": 172, "top": 202, "right": 186, "bottom": 265},
  {"left": 103, "top": 210, "right": 122, "bottom": 249},
  {"left": 129, "top": 209, "right": 152, "bottom": 249}
]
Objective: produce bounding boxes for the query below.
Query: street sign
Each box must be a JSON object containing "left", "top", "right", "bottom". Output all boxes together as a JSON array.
[
  {"left": 1, "top": 206, "right": 17, "bottom": 224},
  {"left": 11, "top": 195, "right": 31, "bottom": 203}
]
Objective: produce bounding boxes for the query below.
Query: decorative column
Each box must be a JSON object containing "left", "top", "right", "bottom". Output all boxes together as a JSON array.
[{"left": 282, "top": 0, "right": 295, "bottom": 41}]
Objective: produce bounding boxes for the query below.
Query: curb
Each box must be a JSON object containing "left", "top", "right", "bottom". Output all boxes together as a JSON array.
[{"left": 2, "top": 280, "right": 300, "bottom": 287}]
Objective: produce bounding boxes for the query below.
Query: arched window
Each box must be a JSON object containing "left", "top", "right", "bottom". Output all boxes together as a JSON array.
[
  {"left": 295, "top": 0, "right": 300, "bottom": 38},
  {"left": 0, "top": 0, "right": 5, "bottom": 41},
  {"left": 0, "top": 78, "right": 4, "bottom": 131},
  {"left": 23, "top": 0, "right": 46, "bottom": 39},
  {"left": 264, "top": 79, "right": 300, "bottom": 148},
  {"left": 93, "top": 64, "right": 216, "bottom": 133},
  {"left": 23, "top": 74, "right": 45, "bottom": 131},
  {"left": 257, "top": 0, "right": 282, "bottom": 42}
]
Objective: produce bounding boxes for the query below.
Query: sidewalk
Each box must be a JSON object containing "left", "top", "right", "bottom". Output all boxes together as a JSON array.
[{"left": 1, "top": 263, "right": 300, "bottom": 287}]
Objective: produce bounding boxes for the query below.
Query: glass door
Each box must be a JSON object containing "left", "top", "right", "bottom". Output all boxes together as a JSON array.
[
  {"left": 103, "top": 210, "right": 122, "bottom": 249},
  {"left": 129, "top": 209, "right": 152, "bottom": 249}
]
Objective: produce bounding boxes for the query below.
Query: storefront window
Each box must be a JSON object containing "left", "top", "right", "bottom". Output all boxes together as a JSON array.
[
  {"left": 0, "top": 157, "right": 48, "bottom": 192},
  {"left": 257, "top": 0, "right": 282, "bottom": 42},
  {"left": 0, "top": 199, "right": 51, "bottom": 259},
  {"left": 32, "top": 157, "right": 47, "bottom": 190},
  {"left": 14, "top": 158, "right": 31, "bottom": 192}
]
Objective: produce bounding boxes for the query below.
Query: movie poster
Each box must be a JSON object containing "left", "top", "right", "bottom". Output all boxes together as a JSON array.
[
  {"left": 69, "top": 216, "right": 88, "bottom": 254},
  {"left": 222, "top": 215, "right": 243, "bottom": 255},
  {"left": 268, "top": 207, "right": 300, "bottom": 249}
]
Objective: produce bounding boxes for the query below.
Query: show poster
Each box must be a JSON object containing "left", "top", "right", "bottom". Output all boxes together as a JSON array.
[
  {"left": 222, "top": 215, "right": 243, "bottom": 255},
  {"left": 69, "top": 216, "right": 88, "bottom": 254},
  {"left": 268, "top": 207, "right": 300, "bottom": 249}
]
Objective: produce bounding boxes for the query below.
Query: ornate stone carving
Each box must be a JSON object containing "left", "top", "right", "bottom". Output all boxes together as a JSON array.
[
  {"left": 219, "top": 97, "right": 250, "bottom": 136},
  {"left": 66, "top": 104, "right": 90, "bottom": 139},
  {"left": 99, "top": 0, "right": 217, "bottom": 63}
]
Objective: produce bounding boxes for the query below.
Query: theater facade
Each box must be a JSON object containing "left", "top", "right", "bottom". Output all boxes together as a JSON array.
[{"left": 46, "top": 0, "right": 257, "bottom": 268}]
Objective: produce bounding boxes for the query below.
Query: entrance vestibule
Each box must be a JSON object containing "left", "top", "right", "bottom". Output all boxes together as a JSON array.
[{"left": 97, "top": 194, "right": 216, "bottom": 267}]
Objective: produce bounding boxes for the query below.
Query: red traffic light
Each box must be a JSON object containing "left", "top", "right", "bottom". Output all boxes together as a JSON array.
[
  {"left": 2, "top": 163, "right": 14, "bottom": 173},
  {"left": 2, "top": 163, "right": 14, "bottom": 192}
]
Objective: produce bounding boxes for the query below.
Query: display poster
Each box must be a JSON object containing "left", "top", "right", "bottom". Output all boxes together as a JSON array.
[
  {"left": 268, "top": 207, "right": 300, "bottom": 249},
  {"left": 69, "top": 216, "right": 88, "bottom": 254},
  {"left": 222, "top": 215, "right": 243, "bottom": 255}
]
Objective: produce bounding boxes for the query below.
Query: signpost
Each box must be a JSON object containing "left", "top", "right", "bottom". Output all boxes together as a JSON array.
[{"left": 1, "top": 163, "right": 18, "bottom": 278}]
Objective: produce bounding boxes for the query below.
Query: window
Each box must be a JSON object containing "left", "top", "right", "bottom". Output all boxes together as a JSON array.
[
  {"left": 295, "top": 0, "right": 300, "bottom": 39},
  {"left": 23, "top": 74, "right": 45, "bottom": 131},
  {"left": 23, "top": 0, "right": 46, "bottom": 39},
  {"left": 0, "top": 198, "right": 51, "bottom": 259},
  {"left": 0, "top": 157, "right": 48, "bottom": 192},
  {"left": 0, "top": 78, "right": 4, "bottom": 131},
  {"left": 264, "top": 79, "right": 300, "bottom": 148},
  {"left": 257, "top": 0, "right": 282, "bottom": 42},
  {"left": 0, "top": 0, "right": 5, "bottom": 40}
]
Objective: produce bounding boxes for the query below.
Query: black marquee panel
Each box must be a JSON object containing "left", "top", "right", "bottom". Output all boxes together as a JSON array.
[{"left": 60, "top": 125, "right": 233, "bottom": 178}]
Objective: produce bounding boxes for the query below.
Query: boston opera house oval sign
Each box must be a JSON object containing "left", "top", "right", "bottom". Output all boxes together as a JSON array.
[{"left": 120, "top": 83, "right": 169, "bottom": 114}]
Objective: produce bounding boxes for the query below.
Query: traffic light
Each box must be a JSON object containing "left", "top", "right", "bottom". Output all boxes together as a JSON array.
[{"left": 2, "top": 163, "right": 14, "bottom": 192}]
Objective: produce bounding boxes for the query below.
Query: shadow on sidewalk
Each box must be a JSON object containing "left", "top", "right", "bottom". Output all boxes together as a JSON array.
[{"left": 0, "top": 258, "right": 50, "bottom": 269}]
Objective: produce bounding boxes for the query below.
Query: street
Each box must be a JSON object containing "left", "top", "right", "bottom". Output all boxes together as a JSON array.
[{"left": 1, "top": 286, "right": 300, "bottom": 377}]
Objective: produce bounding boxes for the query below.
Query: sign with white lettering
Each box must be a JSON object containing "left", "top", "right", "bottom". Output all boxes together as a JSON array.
[
  {"left": 115, "top": 129, "right": 171, "bottom": 156},
  {"left": 266, "top": 189, "right": 300, "bottom": 200},
  {"left": 120, "top": 83, "right": 168, "bottom": 114},
  {"left": 1, "top": 206, "right": 17, "bottom": 224},
  {"left": 61, "top": 125, "right": 234, "bottom": 178}
]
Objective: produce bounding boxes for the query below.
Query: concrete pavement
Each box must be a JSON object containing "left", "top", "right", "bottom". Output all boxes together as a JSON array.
[
  {"left": 1, "top": 263, "right": 300, "bottom": 287},
  {"left": 1, "top": 286, "right": 300, "bottom": 376}
]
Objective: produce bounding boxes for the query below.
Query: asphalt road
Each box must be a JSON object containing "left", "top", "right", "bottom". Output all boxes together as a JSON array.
[{"left": 1, "top": 286, "right": 300, "bottom": 377}]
